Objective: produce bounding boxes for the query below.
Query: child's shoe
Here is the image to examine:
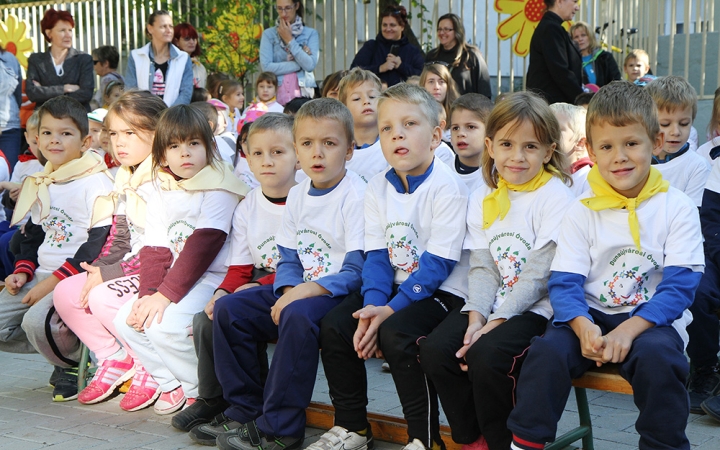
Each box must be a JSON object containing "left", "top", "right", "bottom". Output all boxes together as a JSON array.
[
  {"left": 687, "top": 363, "right": 720, "bottom": 414},
  {"left": 216, "top": 420, "right": 303, "bottom": 450},
  {"left": 154, "top": 385, "right": 186, "bottom": 415},
  {"left": 120, "top": 365, "right": 161, "bottom": 411},
  {"left": 172, "top": 396, "right": 229, "bottom": 432},
  {"left": 78, "top": 354, "right": 135, "bottom": 404},
  {"left": 305, "top": 426, "right": 374, "bottom": 450},
  {"left": 52, "top": 366, "right": 79, "bottom": 402},
  {"left": 189, "top": 412, "right": 242, "bottom": 445}
]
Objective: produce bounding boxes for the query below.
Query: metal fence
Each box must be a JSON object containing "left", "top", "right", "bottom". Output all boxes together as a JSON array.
[{"left": 2, "top": 0, "right": 720, "bottom": 98}]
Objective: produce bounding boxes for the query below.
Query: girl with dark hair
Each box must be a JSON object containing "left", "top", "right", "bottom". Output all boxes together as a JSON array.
[{"left": 173, "top": 23, "right": 208, "bottom": 89}]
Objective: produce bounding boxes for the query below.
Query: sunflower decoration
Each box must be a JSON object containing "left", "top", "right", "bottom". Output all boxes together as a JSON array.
[
  {"left": 0, "top": 14, "right": 34, "bottom": 69},
  {"left": 495, "top": 0, "right": 575, "bottom": 57}
]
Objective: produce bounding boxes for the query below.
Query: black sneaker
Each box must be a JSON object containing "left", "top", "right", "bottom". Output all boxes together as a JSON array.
[
  {"left": 52, "top": 367, "right": 78, "bottom": 402},
  {"left": 49, "top": 365, "right": 63, "bottom": 387},
  {"left": 687, "top": 364, "right": 720, "bottom": 414},
  {"left": 217, "top": 420, "right": 303, "bottom": 450},
  {"left": 172, "top": 396, "right": 230, "bottom": 432},
  {"left": 189, "top": 412, "right": 243, "bottom": 446},
  {"left": 701, "top": 394, "right": 720, "bottom": 423}
]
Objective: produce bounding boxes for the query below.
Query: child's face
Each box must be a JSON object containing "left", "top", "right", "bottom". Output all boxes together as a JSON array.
[
  {"left": 656, "top": 106, "right": 693, "bottom": 158},
  {"left": 624, "top": 57, "right": 649, "bottom": 82},
  {"left": 164, "top": 138, "right": 208, "bottom": 179},
  {"left": 38, "top": 116, "right": 91, "bottom": 169},
  {"left": 345, "top": 81, "right": 380, "bottom": 129},
  {"left": 216, "top": 110, "right": 227, "bottom": 133},
  {"left": 424, "top": 73, "right": 448, "bottom": 103},
  {"left": 100, "top": 126, "right": 110, "bottom": 152},
  {"left": 257, "top": 80, "right": 277, "bottom": 102},
  {"left": 378, "top": 99, "right": 441, "bottom": 180},
  {"left": 106, "top": 115, "right": 153, "bottom": 167},
  {"left": 223, "top": 88, "right": 245, "bottom": 110},
  {"left": 588, "top": 121, "right": 663, "bottom": 198},
  {"left": 24, "top": 126, "right": 40, "bottom": 158},
  {"left": 105, "top": 86, "right": 123, "bottom": 106},
  {"left": 88, "top": 120, "right": 103, "bottom": 150},
  {"left": 325, "top": 85, "right": 339, "bottom": 99},
  {"left": 246, "top": 130, "right": 298, "bottom": 195},
  {"left": 557, "top": 114, "right": 587, "bottom": 164},
  {"left": 93, "top": 59, "right": 110, "bottom": 77},
  {"left": 450, "top": 108, "right": 486, "bottom": 166},
  {"left": 486, "top": 119, "right": 554, "bottom": 185},
  {"left": 294, "top": 117, "right": 353, "bottom": 189}
]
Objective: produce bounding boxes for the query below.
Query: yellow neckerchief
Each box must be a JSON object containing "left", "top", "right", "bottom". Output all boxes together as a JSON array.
[
  {"left": 482, "top": 168, "right": 554, "bottom": 229},
  {"left": 157, "top": 161, "right": 250, "bottom": 198},
  {"left": 12, "top": 151, "right": 109, "bottom": 226},
  {"left": 581, "top": 165, "right": 668, "bottom": 250}
]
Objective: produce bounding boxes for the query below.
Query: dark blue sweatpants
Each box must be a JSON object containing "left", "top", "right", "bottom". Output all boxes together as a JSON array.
[
  {"left": 213, "top": 284, "right": 342, "bottom": 438},
  {"left": 687, "top": 257, "right": 720, "bottom": 369},
  {"left": 507, "top": 309, "right": 690, "bottom": 450}
]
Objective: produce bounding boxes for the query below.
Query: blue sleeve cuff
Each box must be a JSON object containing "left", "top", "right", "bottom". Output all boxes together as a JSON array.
[
  {"left": 273, "top": 245, "right": 304, "bottom": 297},
  {"left": 387, "top": 252, "right": 456, "bottom": 312},
  {"left": 630, "top": 266, "right": 702, "bottom": 326},
  {"left": 361, "top": 249, "right": 394, "bottom": 307},
  {"left": 315, "top": 250, "right": 365, "bottom": 298},
  {"left": 549, "top": 271, "right": 593, "bottom": 326}
]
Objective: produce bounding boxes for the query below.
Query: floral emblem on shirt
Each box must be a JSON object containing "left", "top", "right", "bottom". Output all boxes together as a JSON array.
[
  {"left": 388, "top": 234, "right": 419, "bottom": 273},
  {"left": 601, "top": 262, "right": 650, "bottom": 307},
  {"left": 495, "top": 246, "right": 526, "bottom": 296},
  {"left": 260, "top": 245, "right": 281, "bottom": 271},
  {"left": 43, "top": 216, "right": 73, "bottom": 248},
  {"left": 298, "top": 241, "right": 331, "bottom": 281},
  {"left": 168, "top": 220, "right": 195, "bottom": 256}
]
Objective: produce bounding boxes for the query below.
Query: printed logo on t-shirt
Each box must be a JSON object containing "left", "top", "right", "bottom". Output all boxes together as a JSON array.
[
  {"left": 42, "top": 207, "right": 75, "bottom": 248},
  {"left": 168, "top": 220, "right": 196, "bottom": 255},
  {"left": 298, "top": 241, "right": 331, "bottom": 281},
  {"left": 257, "top": 237, "right": 280, "bottom": 271},
  {"left": 388, "top": 234, "right": 420, "bottom": 273},
  {"left": 489, "top": 231, "right": 533, "bottom": 298},
  {"left": 601, "top": 260, "right": 651, "bottom": 307}
]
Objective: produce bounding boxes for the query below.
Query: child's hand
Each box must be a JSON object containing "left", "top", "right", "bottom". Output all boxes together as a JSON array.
[
  {"left": 270, "top": 282, "right": 329, "bottom": 325},
  {"left": 79, "top": 262, "right": 103, "bottom": 308},
  {"left": 130, "top": 292, "right": 171, "bottom": 330},
  {"left": 21, "top": 274, "right": 60, "bottom": 306},
  {"left": 352, "top": 305, "right": 394, "bottom": 360},
  {"left": 5, "top": 273, "right": 28, "bottom": 295},
  {"left": 10, "top": 187, "right": 20, "bottom": 201},
  {"left": 597, "top": 317, "right": 653, "bottom": 365},
  {"left": 457, "top": 317, "right": 506, "bottom": 371},
  {"left": 570, "top": 316, "right": 605, "bottom": 363},
  {"left": 204, "top": 289, "right": 229, "bottom": 320}
]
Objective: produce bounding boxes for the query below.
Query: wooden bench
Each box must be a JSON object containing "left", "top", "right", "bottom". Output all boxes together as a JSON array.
[{"left": 306, "top": 365, "right": 632, "bottom": 450}]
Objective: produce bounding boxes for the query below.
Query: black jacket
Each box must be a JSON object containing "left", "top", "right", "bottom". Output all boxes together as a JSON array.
[
  {"left": 582, "top": 49, "right": 622, "bottom": 87},
  {"left": 425, "top": 44, "right": 492, "bottom": 98},
  {"left": 526, "top": 11, "right": 583, "bottom": 104},
  {"left": 26, "top": 47, "right": 94, "bottom": 111},
  {"left": 351, "top": 34, "right": 424, "bottom": 87}
]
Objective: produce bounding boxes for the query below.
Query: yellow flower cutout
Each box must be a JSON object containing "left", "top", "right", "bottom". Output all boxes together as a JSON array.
[
  {"left": 495, "top": 0, "right": 575, "bottom": 57},
  {"left": 0, "top": 14, "right": 34, "bottom": 69}
]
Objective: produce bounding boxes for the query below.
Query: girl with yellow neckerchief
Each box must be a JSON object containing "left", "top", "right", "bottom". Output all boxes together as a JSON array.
[
  {"left": 115, "top": 105, "right": 249, "bottom": 416},
  {"left": 420, "top": 92, "right": 574, "bottom": 450}
]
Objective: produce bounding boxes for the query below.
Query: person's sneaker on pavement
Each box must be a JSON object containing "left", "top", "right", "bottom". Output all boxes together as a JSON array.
[
  {"left": 189, "top": 412, "right": 243, "bottom": 446},
  {"left": 172, "top": 396, "right": 230, "bottom": 432},
  {"left": 52, "top": 366, "right": 79, "bottom": 402},
  {"left": 216, "top": 420, "right": 303, "bottom": 450},
  {"left": 305, "top": 426, "right": 374, "bottom": 450},
  {"left": 688, "top": 363, "right": 720, "bottom": 414}
]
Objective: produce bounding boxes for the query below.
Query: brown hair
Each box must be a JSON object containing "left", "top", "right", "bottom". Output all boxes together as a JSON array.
[
  {"left": 322, "top": 70, "right": 349, "bottom": 98},
  {"left": 420, "top": 64, "right": 460, "bottom": 129},
  {"left": 380, "top": 4, "right": 409, "bottom": 29},
  {"left": 450, "top": 93, "right": 494, "bottom": 125},
  {"left": 106, "top": 90, "right": 168, "bottom": 138},
  {"left": 644, "top": 75, "right": 698, "bottom": 120},
  {"left": 569, "top": 21, "right": 599, "bottom": 54},
  {"left": 338, "top": 68, "right": 382, "bottom": 104},
  {"left": 256, "top": 72, "right": 279, "bottom": 89}
]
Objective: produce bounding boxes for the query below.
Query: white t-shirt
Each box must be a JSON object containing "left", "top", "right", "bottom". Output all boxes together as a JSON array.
[
  {"left": 347, "top": 139, "right": 388, "bottom": 183},
  {"left": 365, "top": 161, "right": 469, "bottom": 300},
  {"left": 143, "top": 186, "right": 240, "bottom": 286},
  {"left": 8, "top": 159, "right": 44, "bottom": 225},
  {"left": 551, "top": 187, "right": 704, "bottom": 346},
  {"left": 571, "top": 165, "right": 591, "bottom": 197},
  {"left": 228, "top": 188, "right": 284, "bottom": 271},
  {"left": 233, "top": 156, "right": 260, "bottom": 189},
  {"left": 446, "top": 155, "right": 483, "bottom": 193},
  {"left": 434, "top": 141, "right": 455, "bottom": 167},
  {"left": 34, "top": 172, "right": 114, "bottom": 274},
  {"left": 464, "top": 177, "right": 575, "bottom": 318},
  {"left": 696, "top": 137, "right": 719, "bottom": 167},
  {"left": 654, "top": 150, "right": 710, "bottom": 206},
  {"left": 277, "top": 171, "right": 366, "bottom": 282}
]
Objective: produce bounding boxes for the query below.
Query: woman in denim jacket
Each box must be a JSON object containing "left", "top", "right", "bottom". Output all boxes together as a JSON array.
[
  {"left": 0, "top": 45, "right": 22, "bottom": 168},
  {"left": 259, "top": 0, "right": 319, "bottom": 105}
]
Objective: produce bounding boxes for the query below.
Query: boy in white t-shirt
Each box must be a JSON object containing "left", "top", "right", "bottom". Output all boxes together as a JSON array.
[
  {"left": 338, "top": 68, "right": 387, "bottom": 183},
  {"left": 311, "top": 83, "right": 469, "bottom": 450},
  {"left": 644, "top": 76, "right": 710, "bottom": 207},
  {"left": 212, "top": 99, "right": 366, "bottom": 450},
  {"left": 448, "top": 93, "right": 493, "bottom": 193},
  {"left": 174, "top": 113, "right": 297, "bottom": 439},
  {"left": 508, "top": 82, "right": 704, "bottom": 450},
  {"left": 550, "top": 102, "right": 592, "bottom": 196}
]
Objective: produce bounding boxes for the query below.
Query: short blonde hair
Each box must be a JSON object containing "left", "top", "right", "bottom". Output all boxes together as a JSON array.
[
  {"left": 378, "top": 83, "right": 440, "bottom": 129},
  {"left": 644, "top": 75, "right": 698, "bottom": 120},
  {"left": 26, "top": 110, "right": 40, "bottom": 131},
  {"left": 293, "top": 98, "right": 355, "bottom": 145},
  {"left": 550, "top": 102, "right": 587, "bottom": 147},
  {"left": 338, "top": 68, "right": 382, "bottom": 105},
  {"left": 624, "top": 49, "right": 649, "bottom": 67},
  {"left": 586, "top": 81, "right": 659, "bottom": 146}
]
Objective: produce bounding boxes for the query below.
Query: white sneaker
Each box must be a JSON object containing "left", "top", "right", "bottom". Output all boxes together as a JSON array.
[
  {"left": 305, "top": 426, "right": 373, "bottom": 450},
  {"left": 402, "top": 439, "right": 427, "bottom": 450}
]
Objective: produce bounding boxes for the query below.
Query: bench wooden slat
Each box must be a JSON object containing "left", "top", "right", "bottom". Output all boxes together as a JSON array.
[{"left": 571, "top": 364, "right": 633, "bottom": 395}]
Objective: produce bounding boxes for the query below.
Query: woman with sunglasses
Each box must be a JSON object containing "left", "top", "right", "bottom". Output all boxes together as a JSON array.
[
  {"left": 425, "top": 14, "right": 492, "bottom": 98},
  {"left": 26, "top": 8, "right": 95, "bottom": 111},
  {"left": 173, "top": 23, "right": 208, "bottom": 89},
  {"left": 259, "top": 0, "right": 319, "bottom": 105},
  {"left": 350, "top": 3, "right": 424, "bottom": 87}
]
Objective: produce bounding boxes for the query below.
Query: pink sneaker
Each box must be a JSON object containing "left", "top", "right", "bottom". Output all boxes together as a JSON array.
[
  {"left": 461, "top": 436, "right": 489, "bottom": 450},
  {"left": 154, "top": 386, "right": 186, "bottom": 415},
  {"left": 119, "top": 365, "right": 161, "bottom": 412},
  {"left": 182, "top": 397, "right": 197, "bottom": 410},
  {"left": 78, "top": 354, "right": 135, "bottom": 405}
]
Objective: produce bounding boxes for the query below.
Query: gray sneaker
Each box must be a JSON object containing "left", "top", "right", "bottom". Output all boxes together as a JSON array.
[
  {"left": 305, "top": 426, "right": 374, "bottom": 450},
  {"left": 217, "top": 420, "right": 303, "bottom": 450},
  {"left": 189, "top": 412, "right": 243, "bottom": 446}
]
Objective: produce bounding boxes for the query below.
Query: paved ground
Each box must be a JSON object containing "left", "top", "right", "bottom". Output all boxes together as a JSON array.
[{"left": 1, "top": 350, "right": 720, "bottom": 449}]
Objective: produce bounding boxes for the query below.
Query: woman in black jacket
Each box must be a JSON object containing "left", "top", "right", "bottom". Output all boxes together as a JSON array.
[
  {"left": 425, "top": 14, "right": 491, "bottom": 98},
  {"left": 526, "top": 0, "right": 583, "bottom": 104},
  {"left": 570, "top": 21, "right": 622, "bottom": 88},
  {"left": 350, "top": 4, "right": 424, "bottom": 87}
]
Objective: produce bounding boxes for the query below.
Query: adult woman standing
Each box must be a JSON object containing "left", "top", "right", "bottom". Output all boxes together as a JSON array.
[
  {"left": 26, "top": 9, "right": 94, "bottom": 111},
  {"left": 526, "top": 0, "right": 583, "bottom": 104},
  {"left": 351, "top": 4, "right": 424, "bottom": 87},
  {"left": 173, "top": 23, "right": 207, "bottom": 89},
  {"left": 570, "top": 21, "right": 621, "bottom": 88},
  {"left": 425, "top": 14, "right": 491, "bottom": 98},
  {"left": 259, "top": 0, "right": 319, "bottom": 105},
  {"left": 0, "top": 44, "right": 22, "bottom": 168},
  {"left": 126, "top": 10, "right": 193, "bottom": 106}
]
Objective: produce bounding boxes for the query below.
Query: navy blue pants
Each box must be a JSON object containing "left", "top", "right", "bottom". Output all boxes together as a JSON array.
[
  {"left": 687, "top": 257, "right": 720, "bottom": 369},
  {"left": 507, "top": 309, "right": 690, "bottom": 450},
  {"left": 0, "top": 224, "right": 16, "bottom": 279},
  {"left": 213, "top": 284, "right": 342, "bottom": 438}
]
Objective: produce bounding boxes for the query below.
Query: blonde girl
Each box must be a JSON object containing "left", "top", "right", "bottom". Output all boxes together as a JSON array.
[{"left": 420, "top": 63, "right": 460, "bottom": 138}]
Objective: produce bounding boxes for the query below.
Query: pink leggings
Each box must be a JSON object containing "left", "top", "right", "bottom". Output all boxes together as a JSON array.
[{"left": 53, "top": 273, "right": 140, "bottom": 360}]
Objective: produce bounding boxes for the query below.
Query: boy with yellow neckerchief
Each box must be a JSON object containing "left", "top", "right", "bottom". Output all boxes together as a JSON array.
[{"left": 507, "top": 81, "right": 704, "bottom": 450}]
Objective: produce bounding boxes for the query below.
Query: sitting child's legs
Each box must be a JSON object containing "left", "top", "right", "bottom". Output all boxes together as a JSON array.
[
  {"left": 86, "top": 275, "right": 141, "bottom": 358},
  {"left": 0, "top": 275, "right": 40, "bottom": 353},
  {"left": 0, "top": 227, "right": 17, "bottom": 279}
]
